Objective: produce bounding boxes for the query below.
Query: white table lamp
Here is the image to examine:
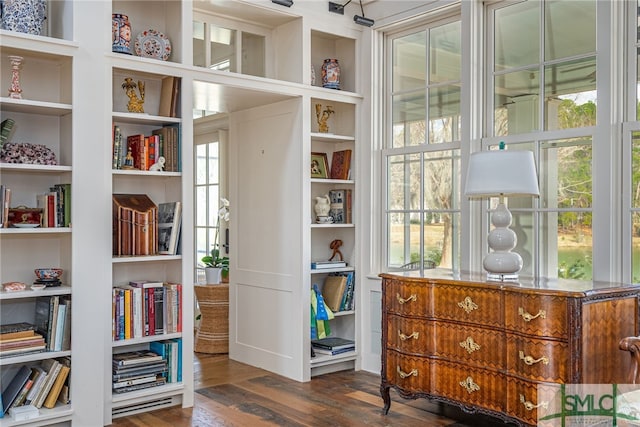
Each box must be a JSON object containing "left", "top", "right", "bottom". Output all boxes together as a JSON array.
[{"left": 465, "top": 145, "right": 540, "bottom": 281}]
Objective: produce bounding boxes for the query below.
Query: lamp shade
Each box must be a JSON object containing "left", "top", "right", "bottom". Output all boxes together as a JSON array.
[{"left": 464, "top": 150, "right": 540, "bottom": 198}]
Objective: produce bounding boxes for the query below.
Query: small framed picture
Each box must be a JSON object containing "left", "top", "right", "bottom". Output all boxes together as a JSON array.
[{"left": 311, "top": 152, "right": 329, "bottom": 179}]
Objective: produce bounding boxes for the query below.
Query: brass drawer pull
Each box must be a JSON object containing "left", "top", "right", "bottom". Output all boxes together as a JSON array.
[
  {"left": 396, "top": 366, "right": 418, "bottom": 379},
  {"left": 519, "top": 350, "right": 549, "bottom": 366},
  {"left": 398, "top": 330, "right": 419, "bottom": 341},
  {"left": 518, "top": 307, "right": 546, "bottom": 322},
  {"left": 396, "top": 293, "right": 417, "bottom": 304},
  {"left": 459, "top": 336, "right": 480, "bottom": 354},
  {"left": 457, "top": 296, "right": 478, "bottom": 313},
  {"left": 459, "top": 376, "right": 480, "bottom": 393},
  {"left": 520, "top": 394, "right": 549, "bottom": 411}
]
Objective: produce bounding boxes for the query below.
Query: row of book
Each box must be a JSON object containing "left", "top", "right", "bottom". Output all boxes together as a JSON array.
[
  {"left": 34, "top": 296, "right": 71, "bottom": 353},
  {"left": 112, "top": 125, "right": 180, "bottom": 172},
  {"left": 36, "top": 184, "right": 71, "bottom": 228},
  {"left": 112, "top": 342, "right": 182, "bottom": 394},
  {"left": 311, "top": 336, "right": 355, "bottom": 357},
  {"left": 113, "top": 195, "right": 182, "bottom": 257},
  {"left": 112, "top": 281, "right": 182, "bottom": 341},
  {"left": 328, "top": 188, "right": 352, "bottom": 224},
  {"left": 0, "top": 357, "right": 71, "bottom": 417},
  {"left": 320, "top": 271, "right": 355, "bottom": 312}
]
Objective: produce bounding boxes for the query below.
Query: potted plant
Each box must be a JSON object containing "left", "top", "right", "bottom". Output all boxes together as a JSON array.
[{"left": 200, "top": 198, "right": 230, "bottom": 284}]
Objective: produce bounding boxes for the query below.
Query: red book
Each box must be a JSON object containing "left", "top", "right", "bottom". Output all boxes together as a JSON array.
[
  {"left": 126, "top": 134, "right": 145, "bottom": 170},
  {"left": 330, "top": 149, "right": 352, "bottom": 180},
  {"left": 47, "top": 192, "right": 56, "bottom": 227},
  {"left": 148, "top": 288, "right": 155, "bottom": 336}
]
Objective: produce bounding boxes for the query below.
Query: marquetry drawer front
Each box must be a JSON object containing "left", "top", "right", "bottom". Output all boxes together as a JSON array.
[
  {"left": 506, "top": 335, "right": 569, "bottom": 382},
  {"left": 506, "top": 377, "right": 558, "bottom": 427},
  {"left": 384, "top": 280, "right": 430, "bottom": 318},
  {"left": 434, "top": 322, "right": 504, "bottom": 370},
  {"left": 386, "top": 314, "right": 433, "bottom": 355},
  {"left": 504, "top": 293, "right": 568, "bottom": 338},
  {"left": 432, "top": 360, "right": 504, "bottom": 413},
  {"left": 432, "top": 285, "right": 502, "bottom": 328},
  {"left": 384, "top": 350, "right": 430, "bottom": 393}
]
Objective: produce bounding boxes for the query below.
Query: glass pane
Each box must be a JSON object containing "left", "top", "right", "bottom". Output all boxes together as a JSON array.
[
  {"left": 494, "top": 69, "right": 540, "bottom": 136},
  {"left": 544, "top": 58, "right": 596, "bottom": 130},
  {"left": 196, "top": 227, "right": 207, "bottom": 266},
  {"left": 637, "top": 48, "right": 640, "bottom": 120},
  {"left": 638, "top": 0, "right": 640, "bottom": 44},
  {"left": 193, "top": 21, "right": 205, "bottom": 67},
  {"left": 633, "top": 212, "right": 640, "bottom": 282},
  {"left": 422, "top": 150, "right": 460, "bottom": 210},
  {"left": 208, "top": 143, "right": 219, "bottom": 183},
  {"left": 544, "top": 0, "right": 596, "bottom": 61},
  {"left": 196, "top": 144, "right": 206, "bottom": 185},
  {"left": 424, "top": 212, "right": 459, "bottom": 270},
  {"left": 509, "top": 212, "right": 535, "bottom": 277},
  {"left": 208, "top": 186, "right": 220, "bottom": 227},
  {"left": 540, "top": 212, "right": 593, "bottom": 280},
  {"left": 196, "top": 186, "right": 207, "bottom": 227},
  {"left": 540, "top": 137, "right": 593, "bottom": 210},
  {"left": 632, "top": 131, "right": 640, "bottom": 208},
  {"left": 241, "top": 32, "right": 265, "bottom": 77},
  {"left": 429, "top": 21, "right": 461, "bottom": 83},
  {"left": 494, "top": 1, "right": 539, "bottom": 70},
  {"left": 428, "top": 85, "right": 460, "bottom": 143},
  {"left": 387, "top": 154, "right": 420, "bottom": 210},
  {"left": 210, "top": 25, "right": 236, "bottom": 71},
  {"left": 392, "top": 92, "right": 425, "bottom": 147},
  {"left": 393, "top": 32, "right": 426, "bottom": 92},
  {"left": 388, "top": 213, "right": 420, "bottom": 268}
]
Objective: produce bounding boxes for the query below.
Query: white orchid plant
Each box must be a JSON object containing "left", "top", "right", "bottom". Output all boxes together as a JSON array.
[{"left": 201, "top": 198, "right": 230, "bottom": 277}]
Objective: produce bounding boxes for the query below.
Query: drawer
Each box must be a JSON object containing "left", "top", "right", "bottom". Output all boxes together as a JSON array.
[
  {"left": 434, "top": 322, "right": 504, "bottom": 370},
  {"left": 384, "top": 279, "right": 430, "bottom": 317},
  {"left": 504, "top": 293, "right": 568, "bottom": 338},
  {"left": 384, "top": 350, "right": 430, "bottom": 394},
  {"left": 386, "top": 314, "right": 433, "bottom": 355},
  {"left": 432, "top": 359, "right": 504, "bottom": 413},
  {"left": 506, "top": 335, "right": 569, "bottom": 382},
  {"left": 506, "top": 377, "right": 557, "bottom": 427},
  {"left": 432, "top": 284, "right": 503, "bottom": 328}
]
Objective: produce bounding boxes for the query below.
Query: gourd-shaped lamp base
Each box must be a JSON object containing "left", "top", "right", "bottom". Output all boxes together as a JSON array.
[{"left": 483, "top": 200, "right": 522, "bottom": 281}]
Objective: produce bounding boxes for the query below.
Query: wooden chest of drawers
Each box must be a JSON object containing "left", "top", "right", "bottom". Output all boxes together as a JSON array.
[{"left": 380, "top": 272, "right": 640, "bottom": 426}]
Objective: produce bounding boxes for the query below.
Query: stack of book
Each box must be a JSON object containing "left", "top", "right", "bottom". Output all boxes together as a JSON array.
[
  {"left": 112, "top": 350, "right": 167, "bottom": 394},
  {"left": 149, "top": 339, "right": 182, "bottom": 384},
  {"left": 311, "top": 260, "right": 347, "bottom": 270},
  {"left": 0, "top": 323, "right": 46, "bottom": 358},
  {"left": 311, "top": 337, "right": 355, "bottom": 356}
]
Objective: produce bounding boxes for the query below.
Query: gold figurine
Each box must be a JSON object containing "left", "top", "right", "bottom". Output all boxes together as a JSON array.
[
  {"left": 122, "top": 77, "right": 145, "bottom": 113},
  {"left": 315, "top": 103, "right": 334, "bottom": 133}
]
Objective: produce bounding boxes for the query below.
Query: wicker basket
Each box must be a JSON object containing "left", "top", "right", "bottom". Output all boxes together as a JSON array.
[{"left": 194, "top": 284, "right": 229, "bottom": 354}]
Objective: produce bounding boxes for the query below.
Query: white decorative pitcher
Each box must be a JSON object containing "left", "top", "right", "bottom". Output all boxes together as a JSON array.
[{"left": 1, "top": 0, "right": 47, "bottom": 35}]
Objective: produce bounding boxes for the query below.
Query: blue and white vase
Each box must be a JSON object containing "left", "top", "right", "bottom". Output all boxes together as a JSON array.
[
  {"left": 112, "top": 13, "right": 132, "bottom": 55},
  {"left": 0, "top": 0, "right": 47, "bottom": 35},
  {"left": 321, "top": 58, "right": 340, "bottom": 90}
]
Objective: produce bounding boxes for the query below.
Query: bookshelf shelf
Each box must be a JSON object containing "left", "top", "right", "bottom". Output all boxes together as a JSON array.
[
  {"left": 0, "top": 164, "right": 72, "bottom": 173},
  {"left": 112, "top": 332, "right": 182, "bottom": 348},
  {"left": 112, "top": 255, "right": 181, "bottom": 264},
  {"left": 0, "top": 98, "right": 72, "bottom": 116},
  {"left": 310, "top": 178, "right": 355, "bottom": 185},
  {"left": 113, "top": 170, "right": 181, "bottom": 178},
  {"left": 310, "top": 133, "right": 355, "bottom": 143},
  {"left": 0, "top": 285, "right": 72, "bottom": 301},
  {"left": 111, "top": 112, "right": 181, "bottom": 125},
  {"left": 0, "top": 350, "right": 72, "bottom": 367},
  {"left": 111, "top": 382, "right": 184, "bottom": 405},
  {"left": 0, "top": 404, "right": 73, "bottom": 427},
  {"left": 0, "top": 228, "right": 72, "bottom": 235},
  {"left": 310, "top": 351, "right": 357, "bottom": 366},
  {"left": 310, "top": 267, "right": 355, "bottom": 275},
  {"left": 310, "top": 223, "right": 355, "bottom": 229}
]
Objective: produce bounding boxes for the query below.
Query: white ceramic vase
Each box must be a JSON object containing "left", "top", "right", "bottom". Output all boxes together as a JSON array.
[{"left": 205, "top": 267, "right": 222, "bottom": 285}]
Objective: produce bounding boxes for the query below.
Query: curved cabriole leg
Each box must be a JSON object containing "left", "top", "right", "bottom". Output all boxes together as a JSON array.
[{"left": 380, "top": 384, "right": 391, "bottom": 414}]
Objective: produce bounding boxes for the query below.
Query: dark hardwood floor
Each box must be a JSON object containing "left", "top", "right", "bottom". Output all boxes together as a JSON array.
[{"left": 111, "top": 353, "right": 514, "bottom": 427}]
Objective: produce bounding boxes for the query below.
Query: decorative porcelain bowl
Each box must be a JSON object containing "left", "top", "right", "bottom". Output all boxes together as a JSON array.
[{"left": 34, "top": 268, "right": 63, "bottom": 280}]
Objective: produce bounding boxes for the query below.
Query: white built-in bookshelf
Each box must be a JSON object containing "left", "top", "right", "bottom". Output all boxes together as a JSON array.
[{"left": 0, "top": 1, "right": 365, "bottom": 424}]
